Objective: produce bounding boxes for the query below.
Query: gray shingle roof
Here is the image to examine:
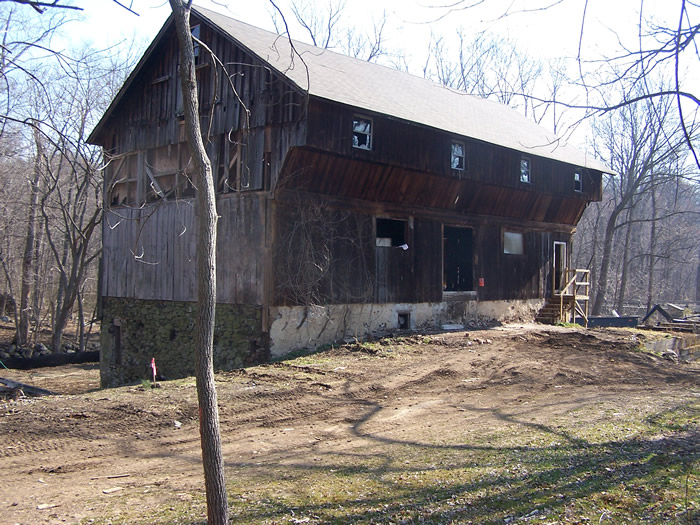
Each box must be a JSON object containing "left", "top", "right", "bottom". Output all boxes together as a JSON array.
[{"left": 195, "top": 6, "right": 608, "bottom": 172}]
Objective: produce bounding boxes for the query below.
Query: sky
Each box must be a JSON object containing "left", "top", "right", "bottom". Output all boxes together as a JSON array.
[
  {"left": 70, "top": 0, "right": 689, "bottom": 148},
  {"left": 79, "top": 0, "right": 665, "bottom": 64}
]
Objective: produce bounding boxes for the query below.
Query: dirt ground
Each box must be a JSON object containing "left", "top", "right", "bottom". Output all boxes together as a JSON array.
[{"left": 0, "top": 324, "right": 698, "bottom": 524}]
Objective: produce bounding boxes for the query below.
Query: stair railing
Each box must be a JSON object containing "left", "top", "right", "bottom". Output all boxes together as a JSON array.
[{"left": 555, "top": 269, "right": 590, "bottom": 327}]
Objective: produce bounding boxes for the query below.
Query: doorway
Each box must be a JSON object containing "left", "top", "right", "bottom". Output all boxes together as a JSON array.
[
  {"left": 443, "top": 226, "right": 473, "bottom": 291},
  {"left": 553, "top": 241, "right": 567, "bottom": 293}
]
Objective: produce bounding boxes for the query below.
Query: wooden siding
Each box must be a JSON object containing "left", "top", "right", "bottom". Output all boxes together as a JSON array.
[
  {"left": 280, "top": 148, "right": 590, "bottom": 226},
  {"left": 101, "top": 194, "right": 266, "bottom": 304},
  {"left": 272, "top": 191, "right": 570, "bottom": 306},
  {"left": 91, "top": 17, "right": 306, "bottom": 159},
  {"left": 305, "top": 99, "right": 603, "bottom": 202}
]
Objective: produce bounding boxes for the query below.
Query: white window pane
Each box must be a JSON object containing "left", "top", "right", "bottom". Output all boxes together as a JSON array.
[{"left": 504, "top": 231, "right": 524, "bottom": 254}]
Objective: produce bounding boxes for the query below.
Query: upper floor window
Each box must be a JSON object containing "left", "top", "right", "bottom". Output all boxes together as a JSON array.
[
  {"left": 352, "top": 117, "right": 372, "bottom": 150},
  {"left": 191, "top": 24, "right": 201, "bottom": 65},
  {"left": 451, "top": 141, "right": 465, "bottom": 170},
  {"left": 520, "top": 157, "right": 531, "bottom": 183},
  {"left": 574, "top": 171, "right": 582, "bottom": 192}
]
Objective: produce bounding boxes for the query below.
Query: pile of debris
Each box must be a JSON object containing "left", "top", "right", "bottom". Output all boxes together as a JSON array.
[
  {"left": 0, "top": 377, "right": 54, "bottom": 400},
  {"left": 641, "top": 304, "right": 700, "bottom": 333}
]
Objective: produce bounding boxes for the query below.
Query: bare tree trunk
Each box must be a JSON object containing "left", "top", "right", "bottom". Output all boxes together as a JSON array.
[
  {"left": 0, "top": 256, "right": 17, "bottom": 330},
  {"left": 31, "top": 217, "right": 44, "bottom": 340},
  {"left": 169, "top": 2, "right": 228, "bottom": 524},
  {"left": 696, "top": 245, "right": 700, "bottom": 303},
  {"left": 17, "top": 127, "right": 43, "bottom": 345},
  {"left": 616, "top": 207, "right": 634, "bottom": 315},
  {"left": 76, "top": 288, "right": 85, "bottom": 352},
  {"left": 592, "top": 214, "right": 618, "bottom": 315},
  {"left": 647, "top": 179, "right": 658, "bottom": 311},
  {"left": 51, "top": 230, "right": 71, "bottom": 353}
]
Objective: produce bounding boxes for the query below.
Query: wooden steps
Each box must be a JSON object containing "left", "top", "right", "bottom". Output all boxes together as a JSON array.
[{"left": 536, "top": 269, "right": 590, "bottom": 327}]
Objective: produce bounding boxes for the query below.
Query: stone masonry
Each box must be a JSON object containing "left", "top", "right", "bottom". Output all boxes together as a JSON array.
[{"left": 100, "top": 297, "right": 266, "bottom": 387}]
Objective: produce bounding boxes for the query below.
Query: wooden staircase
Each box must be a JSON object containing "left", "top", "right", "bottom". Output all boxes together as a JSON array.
[{"left": 535, "top": 269, "right": 590, "bottom": 327}]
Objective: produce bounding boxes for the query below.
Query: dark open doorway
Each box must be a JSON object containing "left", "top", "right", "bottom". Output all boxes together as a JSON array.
[
  {"left": 443, "top": 226, "right": 473, "bottom": 291},
  {"left": 553, "top": 241, "right": 567, "bottom": 293}
]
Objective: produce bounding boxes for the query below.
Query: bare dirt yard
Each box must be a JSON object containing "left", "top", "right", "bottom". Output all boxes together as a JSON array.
[{"left": 1, "top": 324, "right": 698, "bottom": 525}]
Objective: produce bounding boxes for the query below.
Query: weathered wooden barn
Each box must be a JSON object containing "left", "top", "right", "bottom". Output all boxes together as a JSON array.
[{"left": 88, "top": 7, "right": 606, "bottom": 386}]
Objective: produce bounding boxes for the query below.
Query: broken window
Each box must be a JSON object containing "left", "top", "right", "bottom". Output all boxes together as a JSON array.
[
  {"left": 376, "top": 218, "right": 407, "bottom": 247},
  {"left": 215, "top": 131, "right": 263, "bottom": 193},
  {"left": 352, "top": 117, "right": 372, "bottom": 150},
  {"left": 144, "top": 147, "right": 180, "bottom": 202},
  {"left": 520, "top": 157, "right": 531, "bottom": 184},
  {"left": 443, "top": 226, "right": 473, "bottom": 291},
  {"left": 108, "top": 145, "right": 196, "bottom": 207},
  {"left": 504, "top": 231, "right": 524, "bottom": 255},
  {"left": 191, "top": 24, "right": 201, "bottom": 65},
  {"left": 574, "top": 171, "right": 582, "bottom": 192},
  {"left": 107, "top": 154, "right": 137, "bottom": 207},
  {"left": 451, "top": 141, "right": 465, "bottom": 170}
]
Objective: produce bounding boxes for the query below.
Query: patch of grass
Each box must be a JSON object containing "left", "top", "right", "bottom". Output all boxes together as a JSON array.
[
  {"left": 555, "top": 321, "right": 581, "bottom": 329},
  {"left": 103, "top": 399, "right": 699, "bottom": 524}
]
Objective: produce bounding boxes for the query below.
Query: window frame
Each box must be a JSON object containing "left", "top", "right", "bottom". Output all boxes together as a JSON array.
[
  {"left": 191, "top": 24, "right": 201, "bottom": 65},
  {"left": 352, "top": 116, "right": 373, "bottom": 151},
  {"left": 574, "top": 171, "right": 583, "bottom": 192},
  {"left": 503, "top": 230, "right": 525, "bottom": 255},
  {"left": 376, "top": 217, "right": 408, "bottom": 247},
  {"left": 451, "top": 141, "right": 466, "bottom": 171},
  {"left": 519, "top": 156, "right": 531, "bottom": 184}
]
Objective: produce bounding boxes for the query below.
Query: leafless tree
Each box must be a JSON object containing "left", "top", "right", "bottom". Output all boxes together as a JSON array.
[
  {"left": 575, "top": 84, "right": 697, "bottom": 315},
  {"left": 168, "top": 1, "right": 228, "bottom": 523},
  {"left": 273, "top": 0, "right": 391, "bottom": 62}
]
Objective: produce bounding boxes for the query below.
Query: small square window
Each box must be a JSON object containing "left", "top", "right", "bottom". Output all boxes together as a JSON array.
[
  {"left": 520, "top": 157, "right": 531, "bottom": 183},
  {"left": 352, "top": 117, "right": 372, "bottom": 150},
  {"left": 574, "top": 171, "right": 582, "bottom": 192},
  {"left": 451, "top": 142, "right": 465, "bottom": 170},
  {"left": 376, "top": 217, "right": 407, "bottom": 247},
  {"left": 504, "top": 231, "right": 524, "bottom": 255}
]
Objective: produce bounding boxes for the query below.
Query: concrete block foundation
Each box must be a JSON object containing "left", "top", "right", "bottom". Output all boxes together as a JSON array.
[{"left": 269, "top": 298, "right": 544, "bottom": 358}]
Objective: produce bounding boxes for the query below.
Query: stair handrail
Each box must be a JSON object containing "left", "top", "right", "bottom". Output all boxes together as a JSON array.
[{"left": 555, "top": 269, "right": 590, "bottom": 327}]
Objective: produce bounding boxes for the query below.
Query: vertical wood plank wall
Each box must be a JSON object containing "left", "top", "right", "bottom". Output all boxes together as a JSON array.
[{"left": 102, "top": 195, "right": 266, "bottom": 304}]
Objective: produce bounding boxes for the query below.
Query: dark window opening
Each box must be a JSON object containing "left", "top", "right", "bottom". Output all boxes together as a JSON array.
[
  {"left": 191, "top": 24, "right": 201, "bottom": 65},
  {"left": 443, "top": 226, "right": 473, "bottom": 291},
  {"left": 376, "top": 218, "right": 407, "bottom": 247},
  {"left": 574, "top": 171, "right": 582, "bottom": 192},
  {"left": 352, "top": 117, "right": 372, "bottom": 150},
  {"left": 398, "top": 312, "right": 411, "bottom": 330},
  {"left": 451, "top": 142, "right": 465, "bottom": 170},
  {"left": 520, "top": 157, "right": 531, "bottom": 183}
]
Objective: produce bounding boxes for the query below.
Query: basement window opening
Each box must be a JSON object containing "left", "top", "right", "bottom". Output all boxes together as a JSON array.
[
  {"left": 376, "top": 218, "right": 407, "bottom": 247},
  {"left": 451, "top": 141, "right": 465, "bottom": 170},
  {"left": 397, "top": 312, "right": 411, "bottom": 330},
  {"left": 352, "top": 117, "right": 372, "bottom": 150},
  {"left": 520, "top": 157, "right": 531, "bottom": 184}
]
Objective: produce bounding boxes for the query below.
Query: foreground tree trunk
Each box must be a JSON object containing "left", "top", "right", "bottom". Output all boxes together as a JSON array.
[
  {"left": 169, "top": 1, "right": 229, "bottom": 523},
  {"left": 17, "top": 127, "right": 43, "bottom": 345}
]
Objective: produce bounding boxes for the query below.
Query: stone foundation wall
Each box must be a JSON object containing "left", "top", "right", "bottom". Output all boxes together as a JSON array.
[{"left": 100, "top": 297, "right": 266, "bottom": 387}]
